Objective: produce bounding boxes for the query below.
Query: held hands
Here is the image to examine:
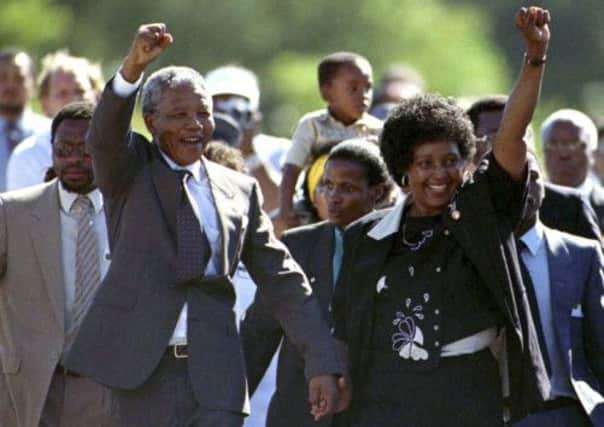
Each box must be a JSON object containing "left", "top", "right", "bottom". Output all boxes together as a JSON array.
[
  {"left": 122, "top": 23, "right": 173, "bottom": 82},
  {"left": 308, "top": 374, "right": 343, "bottom": 420},
  {"left": 515, "top": 6, "right": 551, "bottom": 57}
]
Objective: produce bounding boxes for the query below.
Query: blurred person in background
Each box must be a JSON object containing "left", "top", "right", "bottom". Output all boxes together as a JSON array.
[
  {"left": 292, "top": 150, "right": 331, "bottom": 229},
  {"left": 242, "top": 139, "right": 390, "bottom": 427},
  {"left": 0, "top": 48, "right": 49, "bottom": 191},
  {"left": 541, "top": 109, "right": 604, "bottom": 230},
  {"left": 280, "top": 52, "right": 382, "bottom": 230},
  {"left": 467, "top": 95, "right": 601, "bottom": 242},
  {"left": 591, "top": 121, "right": 604, "bottom": 185},
  {"left": 6, "top": 50, "right": 102, "bottom": 190},
  {"left": 369, "top": 63, "right": 425, "bottom": 121},
  {"left": 205, "top": 65, "right": 290, "bottom": 215}
]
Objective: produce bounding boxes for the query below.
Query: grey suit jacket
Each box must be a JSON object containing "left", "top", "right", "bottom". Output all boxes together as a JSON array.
[
  {"left": 542, "top": 226, "right": 604, "bottom": 424},
  {"left": 64, "top": 81, "right": 341, "bottom": 414},
  {"left": 0, "top": 181, "right": 67, "bottom": 427},
  {"left": 242, "top": 221, "right": 337, "bottom": 427}
]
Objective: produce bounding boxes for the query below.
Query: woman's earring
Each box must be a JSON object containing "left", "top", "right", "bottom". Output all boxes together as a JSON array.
[{"left": 401, "top": 175, "right": 409, "bottom": 187}]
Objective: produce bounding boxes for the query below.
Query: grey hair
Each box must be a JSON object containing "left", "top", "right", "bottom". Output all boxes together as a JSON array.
[
  {"left": 141, "top": 66, "right": 208, "bottom": 114},
  {"left": 540, "top": 109, "right": 598, "bottom": 152}
]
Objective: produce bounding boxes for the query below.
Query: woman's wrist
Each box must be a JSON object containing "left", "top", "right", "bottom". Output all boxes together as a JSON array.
[{"left": 524, "top": 52, "right": 547, "bottom": 66}]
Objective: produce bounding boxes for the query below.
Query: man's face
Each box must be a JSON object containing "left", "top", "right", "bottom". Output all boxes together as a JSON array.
[
  {"left": 474, "top": 109, "right": 503, "bottom": 164},
  {"left": 321, "top": 60, "right": 373, "bottom": 126},
  {"left": 543, "top": 121, "right": 589, "bottom": 188},
  {"left": 322, "top": 158, "right": 381, "bottom": 228},
  {"left": 0, "top": 55, "right": 33, "bottom": 118},
  {"left": 52, "top": 118, "right": 96, "bottom": 194},
  {"left": 522, "top": 153, "right": 545, "bottom": 225},
  {"left": 144, "top": 83, "right": 215, "bottom": 166},
  {"left": 41, "top": 70, "right": 95, "bottom": 118},
  {"left": 593, "top": 136, "right": 604, "bottom": 183}
]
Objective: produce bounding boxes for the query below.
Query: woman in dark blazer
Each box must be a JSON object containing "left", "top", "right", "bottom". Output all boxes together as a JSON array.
[{"left": 333, "top": 7, "right": 552, "bottom": 426}]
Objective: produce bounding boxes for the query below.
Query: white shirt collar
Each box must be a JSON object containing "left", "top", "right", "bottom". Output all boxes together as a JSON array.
[
  {"left": 577, "top": 173, "right": 596, "bottom": 197},
  {"left": 157, "top": 146, "right": 203, "bottom": 184},
  {"left": 519, "top": 220, "right": 545, "bottom": 257},
  {"left": 58, "top": 181, "right": 104, "bottom": 215},
  {"left": 367, "top": 198, "right": 406, "bottom": 240}
]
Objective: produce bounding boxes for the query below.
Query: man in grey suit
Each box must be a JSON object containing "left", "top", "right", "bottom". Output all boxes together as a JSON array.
[
  {"left": 0, "top": 102, "right": 113, "bottom": 427},
  {"left": 63, "top": 24, "right": 343, "bottom": 427},
  {"left": 514, "top": 152, "right": 604, "bottom": 426}
]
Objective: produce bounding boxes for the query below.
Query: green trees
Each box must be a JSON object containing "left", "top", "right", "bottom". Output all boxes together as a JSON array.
[
  {"left": 0, "top": 0, "right": 71, "bottom": 57},
  {"left": 51, "top": 0, "right": 508, "bottom": 135},
  {"left": 5, "top": 1, "right": 600, "bottom": 136}
]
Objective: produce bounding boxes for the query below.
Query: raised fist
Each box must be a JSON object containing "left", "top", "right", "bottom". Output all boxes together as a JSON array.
[
  {"left": 122, "top": 23, "right": 173, "bottom": 82},
  {"left": 515, "top": 6, "right": 551, "bottom": 56}
]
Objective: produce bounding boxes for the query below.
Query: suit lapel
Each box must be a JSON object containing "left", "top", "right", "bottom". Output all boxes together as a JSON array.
[
  {"left": 150, "top": 146, "right": 180, "bottom": 242},
  {"left": 308, "top": 223, "right": 335, "bottom": 303},
  {"left": 29, "top": 181, "right": 65, "bottom": 329},
  {"left": 354, "top": 233, "right": 396, "bottom": 369},
  {"left": 544, "top": 229, "right": 576, "bottom": 319}
]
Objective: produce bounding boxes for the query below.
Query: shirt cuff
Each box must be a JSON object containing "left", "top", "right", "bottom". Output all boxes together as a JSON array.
[{"left": 112, "top": 69, "right": 144, "bottom": 98}]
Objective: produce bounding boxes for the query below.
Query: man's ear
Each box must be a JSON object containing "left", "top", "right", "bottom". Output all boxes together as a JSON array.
[
  {"left": 319, "top": 83, "right": 332, "bottom": 104},
  {"left": 370, "top": 183, "right": 386, "bottom": 206},
  {"left": 143, "top": 113, "right": 156, "bottom": 135}
]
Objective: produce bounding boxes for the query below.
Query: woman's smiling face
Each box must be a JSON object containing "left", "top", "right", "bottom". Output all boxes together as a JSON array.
[{"left": 406, "top": 140, "right": 465, "bottom": 217}]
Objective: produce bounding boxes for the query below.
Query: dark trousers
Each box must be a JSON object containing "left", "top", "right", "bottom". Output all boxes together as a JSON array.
[
  {"left": 112, "top": 349, "right": 244, "bottom": 427},
  {"left": 40, "top": 372, "right": 114, "bottom": 427},
  {"left": 512, "top": 401, "right": 590, "bottom": 427}
]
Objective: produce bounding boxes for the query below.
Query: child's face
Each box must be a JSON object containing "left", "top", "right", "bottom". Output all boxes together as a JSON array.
[{"left": 321, "top": 60, "right": 373, "bottom": 125}]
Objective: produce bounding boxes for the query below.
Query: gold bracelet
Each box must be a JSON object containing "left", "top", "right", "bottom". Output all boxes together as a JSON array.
[{"left": 524, "top": 52, "right": 547, "bottom": 66}]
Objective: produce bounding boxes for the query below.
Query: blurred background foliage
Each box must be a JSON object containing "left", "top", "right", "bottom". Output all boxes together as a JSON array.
[{"left": 3, "top": 0, "right": 603, "bottom": 140}]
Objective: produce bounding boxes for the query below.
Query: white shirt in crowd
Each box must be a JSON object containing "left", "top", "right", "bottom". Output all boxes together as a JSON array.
[{"left": 6, "top": 129, "right": 52, "bottom": 191}]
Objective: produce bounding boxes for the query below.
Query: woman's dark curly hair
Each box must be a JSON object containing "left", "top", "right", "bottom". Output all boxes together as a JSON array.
[{"left": 380, "top": 93, "right": 476, "bottom": 185}]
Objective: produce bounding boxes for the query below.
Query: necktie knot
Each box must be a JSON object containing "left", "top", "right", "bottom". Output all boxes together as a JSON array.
[
  {"left": 70, "top": 195, "right": 93, "bottom": 218},
  {"left": 177, "top": 169, "right": 192, "bottom": 185},
  {"left": 517, "top": 238, "right": 528, "bottom": 253}
]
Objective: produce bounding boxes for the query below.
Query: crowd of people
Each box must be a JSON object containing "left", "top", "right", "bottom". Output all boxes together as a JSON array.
[{"left": 0, "top": 5, "right": 602, "bottom": 427}]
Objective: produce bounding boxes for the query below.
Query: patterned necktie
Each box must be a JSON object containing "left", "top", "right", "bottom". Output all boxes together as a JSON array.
[
  {"left": 176, "top": 171, "right": 211, "bottom": 283},
  {"left": 4, "top": 121, "right": 22, "bottom": 152},
  {"left": 64, "top": 195, "right": 102, "bottom": 349}
]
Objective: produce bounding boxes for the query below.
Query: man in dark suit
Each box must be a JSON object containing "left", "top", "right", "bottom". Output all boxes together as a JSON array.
[
  {"left": 64, "top": 24, "right": 343, "bottom": 427},
  {"left": 467, "top": 96, "right": 601, "bottom": 241},
  {"left": 242, "top": 140, "right": 390, "bottom": 427},
  {"left": 540, "top": 182, "right": 601, "bottom": 242},
  {"left": 541, "top": 109, "right": 604, "bottom": 231},
  {"left": 513, "top": 153, "right": 604, "bottom": 426}
]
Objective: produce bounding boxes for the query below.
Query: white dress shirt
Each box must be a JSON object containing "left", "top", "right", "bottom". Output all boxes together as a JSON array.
[
  {"left": 58, "top": 184, "right": 110, "bottom": 332},
  {"left": 6, "top": 129, "right": 52, "bottom": 190}
]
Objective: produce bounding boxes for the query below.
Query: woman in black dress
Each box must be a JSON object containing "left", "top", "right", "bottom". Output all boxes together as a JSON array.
[{"left": 333, "top": 7, "right": 551, "bottom": 427}]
